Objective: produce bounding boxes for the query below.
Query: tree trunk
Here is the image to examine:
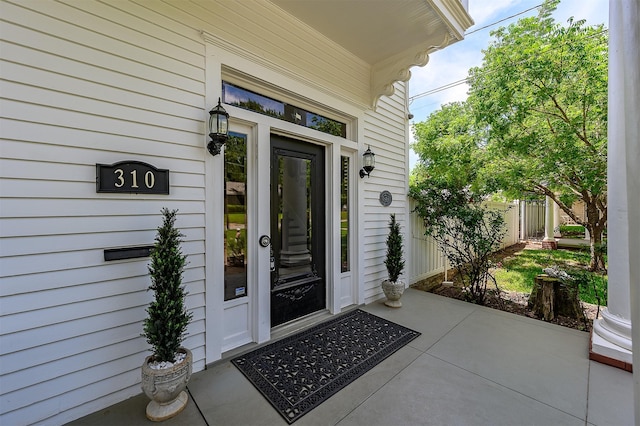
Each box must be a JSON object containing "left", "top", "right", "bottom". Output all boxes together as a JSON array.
[
  {"left": 584, "top": 199, "right": 606, "bottom": 272},
  {"left": 551, "top": 193, "right": 606, "bottom": 272},
  {"left": 588, "top": 230, "right": 605, "bottom": 271},
  {"left": 528, "top": 274, "right": 583, "bottom": 321}
]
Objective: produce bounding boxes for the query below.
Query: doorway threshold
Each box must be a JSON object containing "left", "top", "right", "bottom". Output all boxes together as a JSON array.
[
  {"left": 270, "top": 309, "right": 332, "bottom": 341},
  {"left": 216, "top": 306, "right": 363, "bottom": 367}
]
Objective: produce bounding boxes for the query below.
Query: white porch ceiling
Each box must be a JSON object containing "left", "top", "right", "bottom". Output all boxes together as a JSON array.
[{"left": 270, "top": 0, "right": 474, "bottom": 106}]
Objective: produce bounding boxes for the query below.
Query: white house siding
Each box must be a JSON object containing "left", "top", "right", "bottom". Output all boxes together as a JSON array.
[
  {"left": 361, "top": 83, "right": 410, "bottom": 304},
  {"left": 0, "top": 1, "right": 208, "bottom": 424},
  {"left": 0, "top": 1, "right": 405, "bottom": 424},
  {"left": 155, "top": 0, "right": 370, "bottom": 107}
]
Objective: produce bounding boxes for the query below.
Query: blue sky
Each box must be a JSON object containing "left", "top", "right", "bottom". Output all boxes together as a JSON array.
[{"left": 408, "top": 0, "right": 609, "bottom": 168}]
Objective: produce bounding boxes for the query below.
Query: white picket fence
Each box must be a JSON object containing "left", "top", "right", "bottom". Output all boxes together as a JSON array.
[{"left": 408, "top": 199, "right": 525, "bottom": 285}]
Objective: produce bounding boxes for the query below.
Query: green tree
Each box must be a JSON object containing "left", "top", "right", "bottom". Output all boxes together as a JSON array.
[
  {"left": 467, "top": 0, "right": 608, "bottom": 270},
  {"left": 411, "top": 102, "right": 485, "bottom": 192},
  {"left": 411, "top": 103, "right": 505, "bottom": 305}
]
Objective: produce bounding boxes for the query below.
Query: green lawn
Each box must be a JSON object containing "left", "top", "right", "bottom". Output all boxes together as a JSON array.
[
  {"left": 226, "top": 213, "right": 246, "bottom": 224},
  {"left": 494, "top": 248, "right": 607, "bottom": 305}
]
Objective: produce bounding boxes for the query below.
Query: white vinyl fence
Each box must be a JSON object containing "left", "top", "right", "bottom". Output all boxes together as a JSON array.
[{"left": 408, "top": 199, "right": 521, "bottom": 285}]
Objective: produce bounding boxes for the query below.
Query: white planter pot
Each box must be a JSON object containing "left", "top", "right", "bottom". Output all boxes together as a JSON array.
[
  {"left": 141, "top": 348, "right": 192, "bottom": 422},
  {"left": 382, "top": 279, "right": 405, "bottom": 308}
]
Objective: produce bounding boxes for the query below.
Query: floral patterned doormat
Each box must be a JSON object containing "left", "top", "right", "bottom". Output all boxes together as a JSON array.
[{"left": 231, "top": 309, "right": 420, "bottom": 423}]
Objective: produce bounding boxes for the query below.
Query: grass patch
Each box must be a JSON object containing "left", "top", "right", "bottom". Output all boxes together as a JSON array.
[
  {"left": 559, "top": 225, "right": 585, "bottom": 239},
  {"left": 226, "top": 213, "right": 246, "bottom": 224},
  {"left": 494, "top": 248, "right": 607, "bottom": 305}
]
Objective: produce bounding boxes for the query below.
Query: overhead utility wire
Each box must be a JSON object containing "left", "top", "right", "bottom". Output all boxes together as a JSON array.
[
  {"left": 409, "top": 28, "right": 608, "bottom": 103},
  {"left": 410, "top": 78, "right": 468, "bottom": 102},
  {"left": 409, "top": 4, "right": 545, "bottom": 103},
  {"left": 409, "top": 4, "right": 544, "bottom": 103},
  {"left": 465, "top": 4, "right": 543, "bottom": 36}
]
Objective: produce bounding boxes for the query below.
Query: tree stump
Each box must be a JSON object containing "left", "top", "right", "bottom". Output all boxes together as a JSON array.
[{"left": 528, "top": 274, "right": 583, "bottom": 321}]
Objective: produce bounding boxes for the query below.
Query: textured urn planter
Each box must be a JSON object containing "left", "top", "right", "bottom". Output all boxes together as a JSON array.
[
  {"left": 382, "top": 279, "right": 405, "bottom": 308},
  {"left": 142, "top": 209, "right": 193, "bottom": 421},
  {"left": 141, "top": 348, "right": 192, "bottom": 422}
]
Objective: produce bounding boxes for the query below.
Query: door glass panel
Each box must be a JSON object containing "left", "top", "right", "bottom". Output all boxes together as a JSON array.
[
  {"left": 340, "top": 156, "right": 350, "bottom": 272},
  {"left": 270, "top": 136, "right": 325, "bottom": 326},
  {"left": 275, "top": 155, "right": 313, "bottom": 282},
  {"left": 224, "top": 132, "right": 247, "bottom": 301}
]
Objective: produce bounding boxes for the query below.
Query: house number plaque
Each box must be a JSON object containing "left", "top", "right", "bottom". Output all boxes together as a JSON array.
[{"left": 96, "top": 161, "right": 169, "bottom": 194}]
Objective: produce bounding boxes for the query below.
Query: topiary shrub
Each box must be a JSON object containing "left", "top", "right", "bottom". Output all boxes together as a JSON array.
[
  {"left": 384, "top": 214, "right": 405, "bottom": 283},
  {"left": 142, "top": 208, "right": 193, "bottom": 363}
]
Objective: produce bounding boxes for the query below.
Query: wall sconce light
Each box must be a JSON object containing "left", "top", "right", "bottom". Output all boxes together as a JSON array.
[
  {"left": 359, "top": 145, "right": 375, "bottom": 178},
  {"left": 207, "top": 98, "right": 229, "bottom": 156}
]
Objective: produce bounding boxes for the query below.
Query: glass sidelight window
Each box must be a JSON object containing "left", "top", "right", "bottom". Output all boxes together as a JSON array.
[
  {"left": 341, "top": 156, "right": 350, "bottom": 272},
  {"left": 224, "top": 132, "right": 248, "bottom": 301}
]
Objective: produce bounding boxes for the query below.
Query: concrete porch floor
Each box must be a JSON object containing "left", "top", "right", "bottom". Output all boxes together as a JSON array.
[{"left": 68, "top": 289, "right": 635, "bottom": 426}]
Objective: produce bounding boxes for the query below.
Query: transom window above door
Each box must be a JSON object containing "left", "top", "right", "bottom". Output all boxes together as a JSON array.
[{"left": 222, "top": 81, "right": 346, "bottom": 138}]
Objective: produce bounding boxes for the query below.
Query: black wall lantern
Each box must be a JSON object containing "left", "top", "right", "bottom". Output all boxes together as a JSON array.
[
  {"left": 359, "top": 145, "right": 375, "bottom": 178},
  {"left": 208, "top": 98, "right": 229, "bottom": 156}
]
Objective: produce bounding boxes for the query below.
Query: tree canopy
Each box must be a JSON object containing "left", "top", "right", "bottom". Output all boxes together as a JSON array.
[
  {"left": 411, "top": 102, "right": 485, "bottom": 192},
  {"left": 411, "top": 0, "right": 608, "bottom": 270}
]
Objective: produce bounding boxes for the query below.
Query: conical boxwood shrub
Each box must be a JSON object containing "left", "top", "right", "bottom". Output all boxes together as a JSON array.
[
  {"left": 384, "top": 214, "right": 405, "bottom": 283},
  {"left": 142, "top": 208, "right": 192, "bottom": 363}
]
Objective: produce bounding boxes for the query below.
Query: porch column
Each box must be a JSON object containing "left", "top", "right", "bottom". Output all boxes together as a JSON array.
[
  {"left": 553, "top": 201, "right": 562, "bottom": 238},
  {"left": 542, "top": 196, "right": 557, "bottom": 249},
  {"left": 280, "top": 157, "right": 310, "bottom": 266},
  {"left": 591, "top": 3, "right": 637, "bottom": 401}
]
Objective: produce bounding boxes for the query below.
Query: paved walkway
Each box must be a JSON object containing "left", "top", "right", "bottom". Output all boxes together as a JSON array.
[{"left": 69, "top": 289, "right": 635, "bottom": 426}]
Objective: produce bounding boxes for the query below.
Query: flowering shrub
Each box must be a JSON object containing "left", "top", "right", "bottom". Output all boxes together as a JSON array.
[{"left": 409, "top": 182, "right": 507, "bottom": 305}]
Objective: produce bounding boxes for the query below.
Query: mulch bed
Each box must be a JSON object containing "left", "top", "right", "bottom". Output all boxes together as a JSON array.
[{"left": 410, "top": 242, "right": 599, "bottom": 332}]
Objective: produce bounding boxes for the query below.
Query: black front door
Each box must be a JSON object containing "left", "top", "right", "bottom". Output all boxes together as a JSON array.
[{"left": 270, "top": 135, "right": 325, "bottom": 326}]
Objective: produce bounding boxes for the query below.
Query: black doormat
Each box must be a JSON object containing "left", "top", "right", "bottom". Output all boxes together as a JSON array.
[{"left": 231, "top": 309, "right": 420, "bottom": 423}]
